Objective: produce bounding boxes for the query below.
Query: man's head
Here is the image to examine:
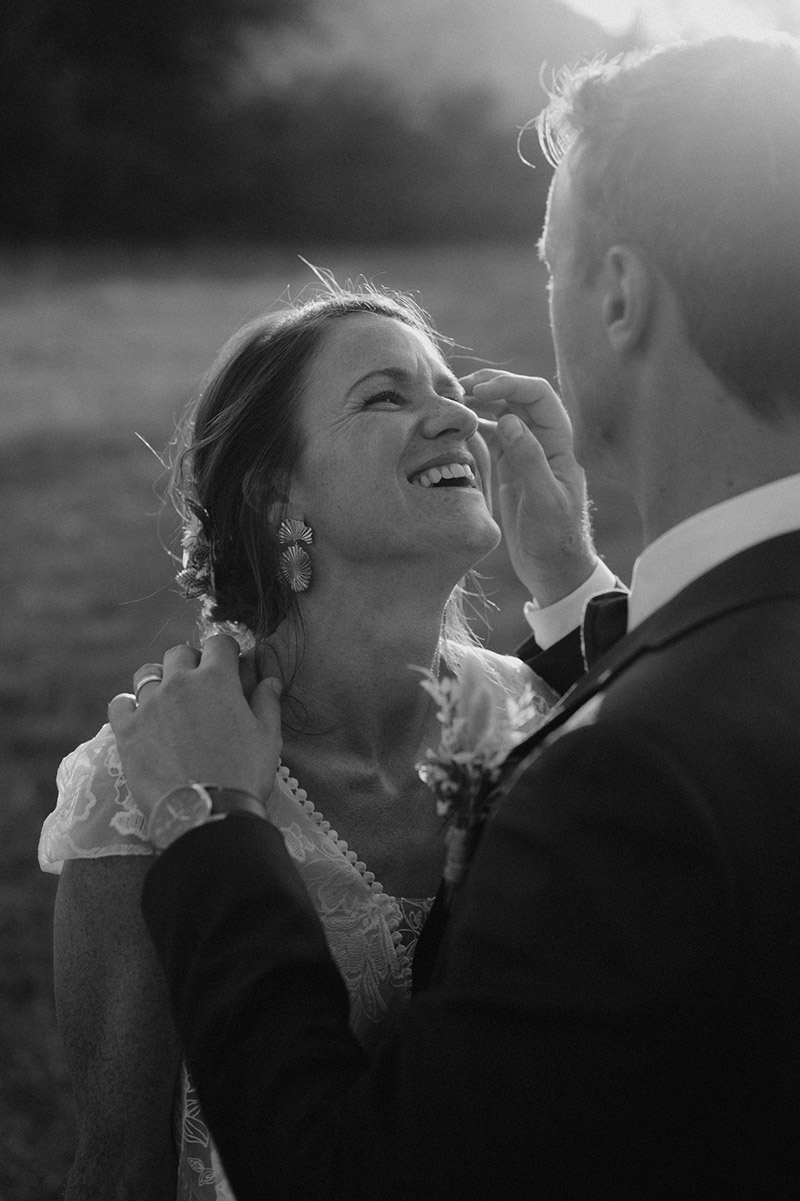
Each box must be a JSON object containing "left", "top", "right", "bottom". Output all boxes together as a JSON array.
[{"left": 536, "top": 35, "right": 800, "bottom": 428}]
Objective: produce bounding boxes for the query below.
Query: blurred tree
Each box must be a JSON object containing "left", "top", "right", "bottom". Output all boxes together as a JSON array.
[
  {"left": 217, "top": 70, "right": 552, "bottom": 242},
  {"left": 1, "top": 0, "right": 310, "bottom": 235},
  {"left": 1, "top": 0, "right": 553, "bottom": 241}
]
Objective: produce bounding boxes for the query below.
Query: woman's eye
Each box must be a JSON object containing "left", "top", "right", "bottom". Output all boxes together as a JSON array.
[{"left": 363, "top": 390, "right": 405, "bottom": 408}]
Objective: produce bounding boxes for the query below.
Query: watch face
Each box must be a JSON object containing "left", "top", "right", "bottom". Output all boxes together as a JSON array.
[{"left": 148, "top": 786, "right": 212, "bottom": 850}]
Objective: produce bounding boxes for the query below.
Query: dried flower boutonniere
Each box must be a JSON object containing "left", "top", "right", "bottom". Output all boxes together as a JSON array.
[{"left": 416, "top": 654, "right": 551, "bottom": 895}]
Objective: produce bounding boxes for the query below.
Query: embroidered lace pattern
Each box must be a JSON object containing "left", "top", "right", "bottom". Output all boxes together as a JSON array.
[{"left": 38, "top": 645, "right": 552, "bottom": 1200}]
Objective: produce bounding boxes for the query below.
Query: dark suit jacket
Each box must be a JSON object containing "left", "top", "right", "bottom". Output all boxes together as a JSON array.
[{"left": 143, "top": 531, "right": 800, "bottom": 1200}]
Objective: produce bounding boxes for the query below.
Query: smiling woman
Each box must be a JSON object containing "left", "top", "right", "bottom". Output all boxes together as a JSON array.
[
  {"left": 173, "top": 284, "right": 499, "bottom": 653},
  {"left": 37, "top": 276, "right": 559, "bottom": 1201},
  {"left": 284, "top": 309, "right": 500, "bottom": 598}
]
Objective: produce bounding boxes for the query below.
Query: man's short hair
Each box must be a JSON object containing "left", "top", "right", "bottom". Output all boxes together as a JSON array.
[{"left": 536, "top": 36, "right": 800, "bottom": 417}]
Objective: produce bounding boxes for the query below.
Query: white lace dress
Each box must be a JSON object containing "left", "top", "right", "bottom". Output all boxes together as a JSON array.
[{"left": 38, "top": 646, "right": 551, "bottom": 1200}]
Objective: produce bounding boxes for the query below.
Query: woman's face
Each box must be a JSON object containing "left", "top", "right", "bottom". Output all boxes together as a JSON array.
[{"left": 287, "top": 313, "right": 500, "bottom": 579}]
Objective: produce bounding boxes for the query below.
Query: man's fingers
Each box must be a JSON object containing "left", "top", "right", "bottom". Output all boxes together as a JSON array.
[
  {"left": 132, "top": 663, "right": 164, "bottom": 704},
  {"left": 468, "top": 373, "right": 554, "bottom": 409},
  {"left": 197, "top": 632, "right": 242, "bottom": 671},
  {"left": 162, "top": 643, "right": 202, "bottom": 677},
  {"left": 459, "top": 367, "right": 506, "bottom": 391},
  {"left": 108, "top": 692, "right": 136, "bottom": 728},
  {"left": 127, "top": 639, "right": 242, "bottom": 708},
  {"left": 238, "top": 649, "right": 260, "bottom": 701},
  {"left": 250, "top": 678, "right": 285, "bottom": 772},
  {"left": 464, "top": 375, "right": 573, "bottom": 454}
]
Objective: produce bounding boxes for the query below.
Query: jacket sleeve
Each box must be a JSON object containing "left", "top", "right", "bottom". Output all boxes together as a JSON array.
[{"left": 142, "top": 723, "right": 732, "bottom": 1201}]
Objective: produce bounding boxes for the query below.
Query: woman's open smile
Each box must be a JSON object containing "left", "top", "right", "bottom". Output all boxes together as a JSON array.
[{"left": 288, "top": 312, "right": 500, "bottom": 572}]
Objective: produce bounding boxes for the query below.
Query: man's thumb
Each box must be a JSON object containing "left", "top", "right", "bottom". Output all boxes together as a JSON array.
[
  {"left": 250, "top": 676, "right": 283, "bottom": 725},
  {"left": 497, "top": 413, "right": 550, "bottom": 479}
]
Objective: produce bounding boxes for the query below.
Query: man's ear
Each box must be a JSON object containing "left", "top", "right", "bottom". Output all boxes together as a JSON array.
[{"left": 601, "top": 245, "right": 653, "bottom": 353}]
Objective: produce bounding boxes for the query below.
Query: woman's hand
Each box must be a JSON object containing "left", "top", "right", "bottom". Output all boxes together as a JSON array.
[
  {"left": 108, "top": 633, "right": 283, "bottom": 812},
  {"left": 462, "top": 369, "right": 597, "bottom": 606}
]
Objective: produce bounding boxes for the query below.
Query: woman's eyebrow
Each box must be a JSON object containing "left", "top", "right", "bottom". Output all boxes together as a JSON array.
[
  {"left": 348, "top": 366, "right": 465, "bottom": 397},
  {"left": 348, "top": 367, "right": 411, "bottom": 391}
]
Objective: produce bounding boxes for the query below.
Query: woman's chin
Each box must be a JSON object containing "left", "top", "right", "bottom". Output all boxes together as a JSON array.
[
  {"left": 447, "top": 511, "right": 503, "bottom": 566},
  {"left": 472, "top": 526, "right": 503, "bottom": 568}
]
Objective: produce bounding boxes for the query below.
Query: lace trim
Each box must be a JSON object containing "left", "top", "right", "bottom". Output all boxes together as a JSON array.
[{"left": 276, "top": 762, "right": 423, "bottom": 988}]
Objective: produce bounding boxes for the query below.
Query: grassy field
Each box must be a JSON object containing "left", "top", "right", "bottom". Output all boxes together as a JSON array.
[{"left": 0, "top": 244, "right": 641, "bottom": 1199}]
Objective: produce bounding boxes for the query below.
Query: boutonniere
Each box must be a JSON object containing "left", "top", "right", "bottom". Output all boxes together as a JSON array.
[{"left": 416, "top": 655, "right": 550, "bottom": 894}]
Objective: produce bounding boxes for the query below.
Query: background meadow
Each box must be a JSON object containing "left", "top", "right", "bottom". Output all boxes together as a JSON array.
[{"left": 0, "top": 243, "right": 641, "bottom": 1198}]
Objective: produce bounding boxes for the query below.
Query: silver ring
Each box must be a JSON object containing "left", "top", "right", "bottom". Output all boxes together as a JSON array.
[{"left": 134, "top": 672, "right": 163, "bottom": 702}]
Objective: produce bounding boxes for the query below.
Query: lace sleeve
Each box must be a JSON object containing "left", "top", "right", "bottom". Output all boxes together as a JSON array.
[{"left": 38, "top": 723, "right": 154, "bottom": 875}]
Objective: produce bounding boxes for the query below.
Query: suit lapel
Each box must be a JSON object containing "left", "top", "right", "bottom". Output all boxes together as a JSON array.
[
  {"left": 412, "top": 531, "right": 800, "bottom": 994},
  {"left": 505, "top": 530, "right": 800, "bottom": 773}
]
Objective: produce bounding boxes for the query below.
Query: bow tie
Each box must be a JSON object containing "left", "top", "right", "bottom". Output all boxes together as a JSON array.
[{"left": 581, "top": 590, "right": 629, "bottom": 668}]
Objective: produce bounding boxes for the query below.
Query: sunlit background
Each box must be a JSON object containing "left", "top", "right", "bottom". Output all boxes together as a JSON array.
[
  {"left": 565, "top": 0, "right": 800, "bottom": 37},
  {"left": 2, "top": 1, "right": 799, "bottom": 1195}
]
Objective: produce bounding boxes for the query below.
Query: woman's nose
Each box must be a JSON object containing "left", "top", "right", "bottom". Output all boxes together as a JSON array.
[{"left": 420, "top": 395, "right": 479, "bottom": 440}]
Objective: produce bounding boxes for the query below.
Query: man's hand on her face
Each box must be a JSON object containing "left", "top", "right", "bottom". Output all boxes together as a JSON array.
[
  {"left": 462, "top": 369, "right": 597, "bottom": 605},
  {"left": 108, "top": 634, "right": 283, "bottom": 813}
]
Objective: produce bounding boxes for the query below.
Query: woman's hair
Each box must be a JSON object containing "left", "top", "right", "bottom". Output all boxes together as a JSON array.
[
  {"left": 170, "top": 276, "right": 482, "bottom": 661},
  {"left": 534, "top": 34, "right": 800, "bottom": 417}
]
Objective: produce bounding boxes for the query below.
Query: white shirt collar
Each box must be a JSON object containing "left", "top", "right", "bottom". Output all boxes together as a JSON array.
[{"left": 628, "top": 473, "right": 800, "bottom": 631}]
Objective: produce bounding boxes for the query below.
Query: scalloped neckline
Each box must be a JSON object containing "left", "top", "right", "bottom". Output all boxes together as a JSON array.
[{"left": 276, "top": 761, "right": 433, "bottom": 907}]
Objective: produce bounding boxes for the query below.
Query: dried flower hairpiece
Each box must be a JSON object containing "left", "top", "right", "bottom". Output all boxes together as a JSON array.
[{"left": 176, "top": 507, "right": 215, "bottom": 598}]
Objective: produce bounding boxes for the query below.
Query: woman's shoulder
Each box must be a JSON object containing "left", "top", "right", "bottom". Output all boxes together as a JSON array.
[{"left": 38, "top": 723, "right": 154, "bottom": 875}]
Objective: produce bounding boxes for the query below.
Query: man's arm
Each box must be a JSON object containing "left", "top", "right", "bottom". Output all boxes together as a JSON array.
[
  {"left": 518, "top": 565, "right": 628, "bottom": 693},
  {"left": 140, "top": 720, "right": 731, "bottom": 1201},
  {"left": 141, "top": 814, "right": 374, "bottom": 1200},
  {"left": 463, "top": 370, "right": 627, "bottom": 694}
]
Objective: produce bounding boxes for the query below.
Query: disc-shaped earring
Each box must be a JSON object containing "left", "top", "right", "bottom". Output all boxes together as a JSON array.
[
  {"left": 279, "top": 544, "right": 312, "bottom": 592},
  {"left": 278, "top": 519, "right": 313, "bottom": 546}
]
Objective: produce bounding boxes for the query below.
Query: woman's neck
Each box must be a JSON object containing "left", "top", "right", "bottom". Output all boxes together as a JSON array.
[{"left": 262, "top": 581, "right": 450, "bottom": 763}]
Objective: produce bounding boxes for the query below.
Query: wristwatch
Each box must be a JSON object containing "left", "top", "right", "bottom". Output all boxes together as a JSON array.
[{"left": 147, "top": 782, "right": 266, "bottom": 851}]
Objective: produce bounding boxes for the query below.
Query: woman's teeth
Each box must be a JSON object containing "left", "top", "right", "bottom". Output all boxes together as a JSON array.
[{"left": 412, "top": 462, "right": 475, "bottom": 488}]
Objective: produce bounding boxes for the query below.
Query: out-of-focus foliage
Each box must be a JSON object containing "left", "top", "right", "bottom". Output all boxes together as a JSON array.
[
  {"left": 212, "top": 73, "right": 551, "bottom": 242},
  {"left": 1, "top": 0, "right": 308, "bottom": 237},
  {"left": 2, "top": 0, "right": 552, "bottom": 241}
]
